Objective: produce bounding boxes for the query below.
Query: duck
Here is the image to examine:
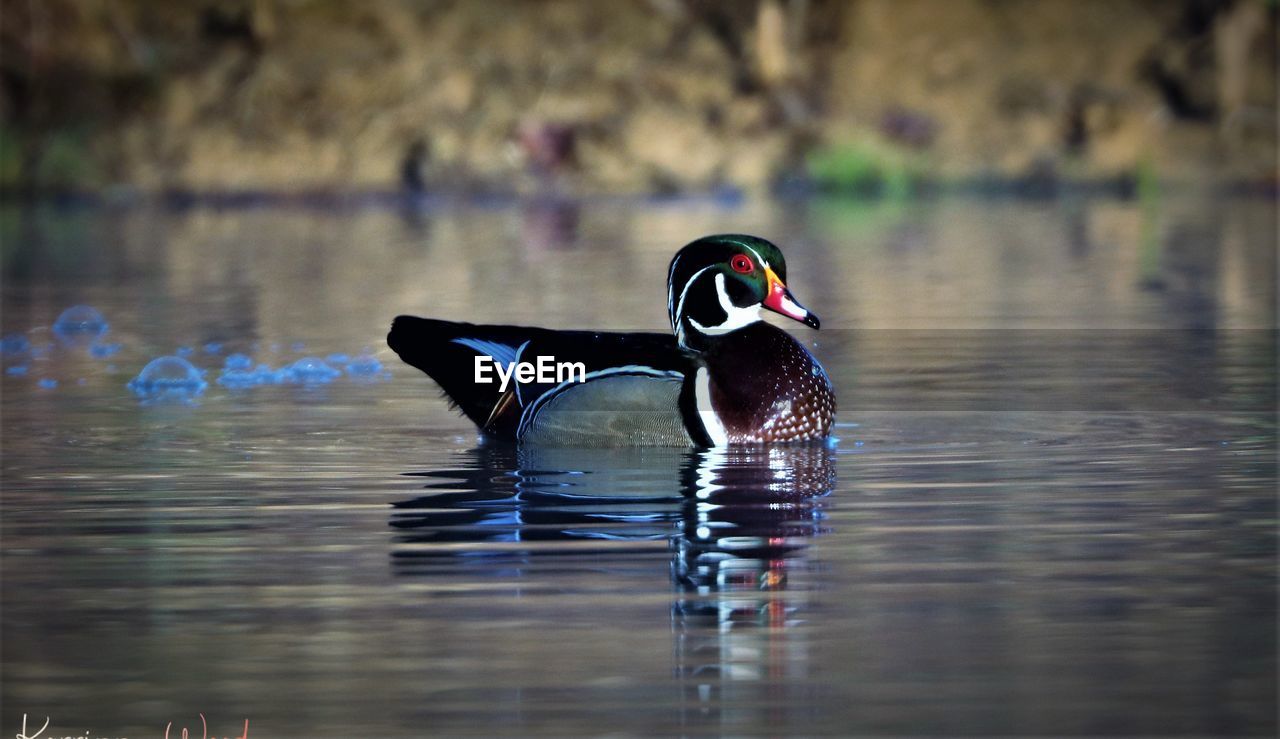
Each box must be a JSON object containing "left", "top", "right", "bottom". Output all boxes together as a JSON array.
[{"left": 387, "top": 234, "right": 835, "bottom": 446}]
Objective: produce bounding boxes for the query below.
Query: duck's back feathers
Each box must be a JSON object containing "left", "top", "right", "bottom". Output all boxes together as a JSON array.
[{"left": 387, "top": 316, "right": 701, "bottom": 444}]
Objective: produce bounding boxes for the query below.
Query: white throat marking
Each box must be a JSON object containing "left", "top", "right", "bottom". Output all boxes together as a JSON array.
[{"left": 687, "top": 272, "right": 762, "bottom": 336}]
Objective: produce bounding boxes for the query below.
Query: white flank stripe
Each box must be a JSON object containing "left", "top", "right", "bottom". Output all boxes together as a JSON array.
[{"left": 694, "top": 367, "right": 728, "bottom": 447}]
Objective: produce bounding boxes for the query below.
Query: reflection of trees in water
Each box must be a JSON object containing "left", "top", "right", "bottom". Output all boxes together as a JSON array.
[
  {"left": 1149, "top": 207, "right": 1224, "bottom": 326},
  {"left": 521, "top": 199, "right": 580, "bottom": 253},
  {"left": 391, "top": 442, "right": 835, "bottom": 725}
]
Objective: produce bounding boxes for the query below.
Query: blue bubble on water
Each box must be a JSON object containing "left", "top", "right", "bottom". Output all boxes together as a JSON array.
[
  {"left": 0, "top": 333, "right": 30, "bottom": 355},
  {"left": 218, "top": 363, "right": 266, "bottom": 386},
  {"left": 281, "top": 357, "right": 341, "bottom": 385},
  {"left": 223, "top": 353, "right": 253, "bottom": 370},
  {"left": 6, "top": 365, "right": 29, "bottom": 376},
  {"left": 218, "top": 368, "right": 257, "bottom": 388},
  {"left": 127, "top": 356, "right": 208, "bottom": 399},
  {"left": 203, "top": 342, "right": 223, "bottom": 354},
  {"left": 175, "top": 346, "right": 194, "bottom": 357},
  {"left": 255, "top": 363, "right": 286, "bottom": 384},
  {"left": 345, "top": 354, "right": 384, "bottom": 377},
  {"left": 218, "top": 362, "right": 285, "bottom": 388},
  {"left": 90, "top": 342, "right": 123, "bottom": 358},
  {"left": 325, "top": 353, "right": 350, "bottom": 365},
  {"left": 37, "top": 378, "right": 58, "bottom": 389},
  {"left": 52, "top": 305, "right": 109, "bottom": 345},
  {"left": 217, "top": 367, "right": 258, "bottom": 388}
]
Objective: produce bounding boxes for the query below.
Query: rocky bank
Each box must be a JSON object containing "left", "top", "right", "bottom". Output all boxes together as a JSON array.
[{"left": 2, "top": 0, "right": 1275, "bottom": 194}]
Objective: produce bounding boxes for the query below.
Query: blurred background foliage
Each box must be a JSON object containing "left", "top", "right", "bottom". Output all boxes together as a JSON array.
[{"left": 0, "top": 0, "right": 1275, "bottom": 195}]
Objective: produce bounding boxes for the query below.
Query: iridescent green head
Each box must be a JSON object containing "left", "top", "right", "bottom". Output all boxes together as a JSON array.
[{"left": 666, "top": 234, "right": 818, "bottom": 350}]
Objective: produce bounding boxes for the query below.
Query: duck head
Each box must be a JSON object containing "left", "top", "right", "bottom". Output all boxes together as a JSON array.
[{"left": 667, "top": 234, "right": 819, "bottom": 350}]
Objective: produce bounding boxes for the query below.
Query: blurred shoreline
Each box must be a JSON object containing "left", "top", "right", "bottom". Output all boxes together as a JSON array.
[
  {"left": 1, "top": 178, "right": 1275, "bottom": 212},
  {"left": 2, "top": 1, "right": 1276, "bottom": 196}
]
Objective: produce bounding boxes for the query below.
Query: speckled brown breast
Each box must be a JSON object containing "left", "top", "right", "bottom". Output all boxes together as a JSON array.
[{"left": 703, "top": 323, "right": 835, "bottom": 443}]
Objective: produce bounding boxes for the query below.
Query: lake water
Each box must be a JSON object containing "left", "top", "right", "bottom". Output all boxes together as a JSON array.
[{"left": 1, "top": 195, "right": 1275, "bottom": 737}]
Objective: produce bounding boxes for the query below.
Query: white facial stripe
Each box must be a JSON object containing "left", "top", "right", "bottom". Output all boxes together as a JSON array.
[
  {"left": 687, "top": 272, "right": 763, "bottom": 336},
  {"left": 741, "top": 244, "right": 770, "bottom": 270},
  {"left": 674, "top": 264, "right": 715, "bottom": 330},
  {"left": 666, "top": 253, "right": 683, "bottom": 319},
  {"left": 694, "top": 367, "right": 728, "bottom": 447}
]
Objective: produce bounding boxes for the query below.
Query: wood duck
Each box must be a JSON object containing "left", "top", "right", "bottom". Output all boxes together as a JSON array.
[{"left": 387, "top": 234, "right": 835, "bottom": 446}]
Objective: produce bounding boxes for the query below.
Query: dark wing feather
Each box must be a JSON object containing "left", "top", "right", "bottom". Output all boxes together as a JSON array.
[{"left": 387, "top": 316, "right": 697, "bottom": 441}]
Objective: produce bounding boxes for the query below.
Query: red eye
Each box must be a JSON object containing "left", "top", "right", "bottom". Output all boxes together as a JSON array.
[{"left": 730, "top": 254, "right": 754, "bottom": 274}]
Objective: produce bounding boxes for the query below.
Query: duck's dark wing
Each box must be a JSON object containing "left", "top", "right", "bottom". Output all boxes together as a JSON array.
[{"left": 387, "top": 316, "right": 701, "bottom": 443}]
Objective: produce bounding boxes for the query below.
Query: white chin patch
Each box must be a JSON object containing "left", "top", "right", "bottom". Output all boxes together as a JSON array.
[{"left": 688, "top": 273, "right": 762, "bottom": 336}]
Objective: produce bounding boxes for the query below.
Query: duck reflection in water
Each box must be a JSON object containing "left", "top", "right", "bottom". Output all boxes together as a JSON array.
[
  {"left": 391, "top": 443, "right": 834, "bottom": 711},
  {"left": 670, "top": 444, "right": 832, "bottom": 718}
]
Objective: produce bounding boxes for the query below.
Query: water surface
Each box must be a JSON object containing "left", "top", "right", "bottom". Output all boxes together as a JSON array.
[{"left": 1, "top": 196, "right": 1275, "bottom": 736}]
